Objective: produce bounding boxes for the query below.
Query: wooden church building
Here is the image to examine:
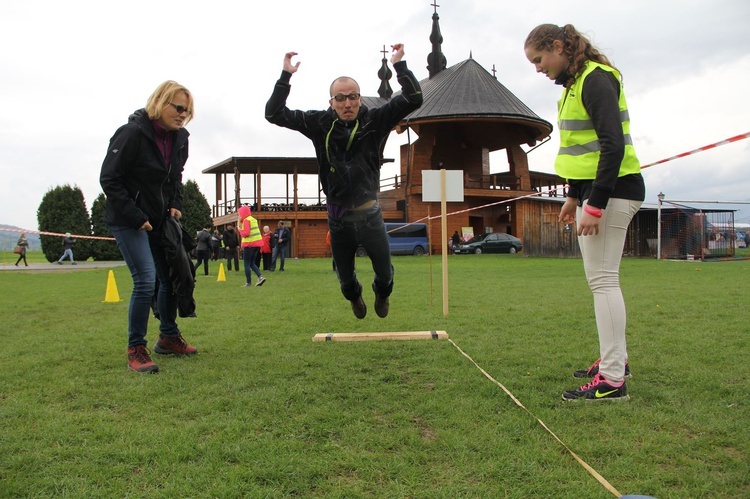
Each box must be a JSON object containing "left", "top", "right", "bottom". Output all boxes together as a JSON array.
[{"left": 203, "top": 5, "right": 573, "bottom": 258}]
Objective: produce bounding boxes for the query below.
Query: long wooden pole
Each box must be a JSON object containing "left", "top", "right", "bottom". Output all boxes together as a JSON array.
[
  {"left": 441, "top": 169, "right": 449, "bottom": 317},
  {"left": 428, "top": 204, "right": 433, "bottom": 307},
  {"left": 312, "top": 331, "right": 449, "bottom": 342}
]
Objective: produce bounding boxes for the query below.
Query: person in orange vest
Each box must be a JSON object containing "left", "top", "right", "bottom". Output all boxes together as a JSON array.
[{"left": 238, "top": 205, "right": 266, "bottom": 287}]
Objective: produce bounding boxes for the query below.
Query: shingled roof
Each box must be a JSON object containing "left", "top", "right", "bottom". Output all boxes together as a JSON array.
[
  {"left": 363, "top": 57, "right": 552, "bottom": 143},
  {"left": 411, "top": 58, "right": 551, "bottom": 135}
]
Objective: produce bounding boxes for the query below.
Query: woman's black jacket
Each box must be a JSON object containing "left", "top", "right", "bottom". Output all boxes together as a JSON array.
[{"left": 100, "top": 108, "right": 189, "bottom": 231}]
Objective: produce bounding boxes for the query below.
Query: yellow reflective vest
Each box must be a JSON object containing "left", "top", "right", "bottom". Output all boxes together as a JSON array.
[
  {"left": 240, "top": 216, "right": 262, "bottom": 246},
  {"left": 555, "top": 61, "right": 640, "bottom": 180}
]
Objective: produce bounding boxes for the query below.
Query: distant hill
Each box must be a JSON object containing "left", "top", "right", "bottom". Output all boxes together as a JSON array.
[{"left": 1, "top": 224, "right": 41, "bottom": 250}]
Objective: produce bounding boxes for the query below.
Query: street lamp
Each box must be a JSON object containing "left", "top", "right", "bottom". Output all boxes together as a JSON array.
[{"left": 657, "top": 192, "right": 665, "bottom": 260}]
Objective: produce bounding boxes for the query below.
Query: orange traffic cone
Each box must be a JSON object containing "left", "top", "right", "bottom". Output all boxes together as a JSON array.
[
  {"left": 217, "top": 262, "right": 226, "bottom": 282},
  {"left": 103, "top": 269, "right": 121, "bottom": 302}
]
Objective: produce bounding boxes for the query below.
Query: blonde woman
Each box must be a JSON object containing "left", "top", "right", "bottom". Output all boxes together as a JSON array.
[{"left": 100, "top": 81, "right": 198, "bottom": 373}]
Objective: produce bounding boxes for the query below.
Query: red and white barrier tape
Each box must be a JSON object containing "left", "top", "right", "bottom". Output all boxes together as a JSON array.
[
  {"left": 0, "top": 227, "right": 115, "bottom": 241},
  {"left": 640, "top": 132, "right": 750, "bottom": 169}
]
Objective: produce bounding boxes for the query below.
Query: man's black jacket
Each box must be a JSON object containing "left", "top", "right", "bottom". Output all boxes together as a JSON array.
[{"left": 265, "top": 61, "right": 422, "bottom": 210}]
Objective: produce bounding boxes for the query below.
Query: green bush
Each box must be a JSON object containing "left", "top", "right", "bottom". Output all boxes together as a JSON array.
[
  {"left": 181, "top": 179, "right": 212, "bottom": 236},
  {"left": 37, "top": 184, "right": 91, "bottom": 262}
]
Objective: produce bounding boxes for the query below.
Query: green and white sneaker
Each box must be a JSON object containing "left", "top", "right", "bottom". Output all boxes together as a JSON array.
[{"left": 562, "top": 373, "right": 629, "bottom": 402}]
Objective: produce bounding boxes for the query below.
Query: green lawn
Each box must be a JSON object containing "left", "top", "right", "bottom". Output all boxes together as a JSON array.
[{"left": 1, "top": 253, "right": 748, "bottom": 497}]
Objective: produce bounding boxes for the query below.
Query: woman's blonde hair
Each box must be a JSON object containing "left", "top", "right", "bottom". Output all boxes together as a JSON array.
[
  {"left": 145, "top": 80, "right": 194, "bottom": 124},
  {"left": 524, "top": 24, "right": 617, "bottom": 87}
]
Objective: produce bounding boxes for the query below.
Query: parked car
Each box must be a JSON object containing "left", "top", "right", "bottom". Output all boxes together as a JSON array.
[
  {"left": 453, "top": 232, "right": 522, "bottom": 254},
  {"left": 355, "top": 222, "right": 429, "bottom": 257}
]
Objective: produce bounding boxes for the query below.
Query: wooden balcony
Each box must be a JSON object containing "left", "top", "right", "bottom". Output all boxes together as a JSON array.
[{"left": 208, "top": 165, "right": 566, "bottom": 227}]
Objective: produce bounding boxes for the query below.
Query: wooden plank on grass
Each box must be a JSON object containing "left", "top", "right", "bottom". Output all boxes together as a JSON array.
[{"left": 312, "top": 330, "right": 449, "bottom": 342}]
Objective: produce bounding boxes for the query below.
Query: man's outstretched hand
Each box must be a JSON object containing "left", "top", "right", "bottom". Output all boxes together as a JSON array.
[
  {"left": 284, "top": 51, "right": 300, "bottom": 74},
  {"left": 390, "top": 44, "right": 405, "bottom": 64}
]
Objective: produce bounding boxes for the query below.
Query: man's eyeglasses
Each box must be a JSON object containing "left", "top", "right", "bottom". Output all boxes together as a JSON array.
[
  {"left": 168, "top": 102, "right": 190, "bottom": 115},
  {"left": 331, "top": 93, "right": 360, "bottom": 102}
]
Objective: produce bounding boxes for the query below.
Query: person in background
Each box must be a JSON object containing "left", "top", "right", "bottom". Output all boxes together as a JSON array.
[
  {"left": 99, "top": 80, "right": 198, "bottom": 374},
  {"left": 270, "top": 221, "right": 290, "bottom": 272},
  {"left": 265, "top": 44, "right": 422, "bottom": 318},
  {"left": 210, "top": 229, "right": 222, "bottom": 261},
  {"left": 195, "top": 224, "right": 212, "bottom": 276},
  {"left": 57, "top": 232, "right": 77, "bottom": 265},
  {"left": 15, "top": 232, "right": 29, "bottom": 267},
  {"left": 238, "top": 205, "right": 266, "bottom": 287},
  {"left": 451, "top": 230, "right": 461, "bottom": 253},
  {"left": 223, "top": 223, "right": 240, "bottom": 272},
  {"left": 260, "top": 225, "right": 272, "bottom": 271},
  {"left": 524, "top": 24, "right": 645, "bottom": 401}
]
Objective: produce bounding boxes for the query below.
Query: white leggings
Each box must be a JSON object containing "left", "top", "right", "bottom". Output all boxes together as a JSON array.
[{"left": 578, "top": 198, "right": 642, "bottom": 382}]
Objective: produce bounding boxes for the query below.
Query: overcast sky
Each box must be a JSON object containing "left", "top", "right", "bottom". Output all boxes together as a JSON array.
[{"left": 2, "top": 0, "right": 749, "bottom": 232}]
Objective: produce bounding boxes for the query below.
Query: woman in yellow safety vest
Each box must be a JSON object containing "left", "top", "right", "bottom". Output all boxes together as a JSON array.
[
  {"left": 238, "top": 205, "right": 267, "bottom": 287},
  {"left": 525, "top": 24, "right": 645, "bottom": 403}
]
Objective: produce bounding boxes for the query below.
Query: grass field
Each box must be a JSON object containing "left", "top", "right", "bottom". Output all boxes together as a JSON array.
[{"left": 1, "top": 252, "right": 748, "bottom": 498}]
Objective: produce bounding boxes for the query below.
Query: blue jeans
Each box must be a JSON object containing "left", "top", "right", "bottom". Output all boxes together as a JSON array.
[
  {"left": 108, "top": 224, "right": 179, "bottom": 347},
  {"left": 271, "top": 244, "right": 287, "bottom": 270},
  {"left": 328, "top": 204, "right": 393, "bottom": 301},
  {"left": 242, "top": 246, "right": 262, "bottom": 283},
  {"left": 58, "top": 249, "right": 75, "bottom": 263}
]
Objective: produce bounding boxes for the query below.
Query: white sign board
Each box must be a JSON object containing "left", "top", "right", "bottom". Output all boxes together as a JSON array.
[{"left": 421, "top": 170, "right": 464, "bottom": 202}]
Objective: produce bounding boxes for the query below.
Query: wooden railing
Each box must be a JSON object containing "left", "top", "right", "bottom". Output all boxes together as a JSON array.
[
  {"left": 213, "top": 197, "right": 327, "bottom": 217},
  {"left": 212, "top": 173, "right": 566, "bottom": 217},
  {"left": 464, "top": 173, "right": 521, "bottom": 190}
]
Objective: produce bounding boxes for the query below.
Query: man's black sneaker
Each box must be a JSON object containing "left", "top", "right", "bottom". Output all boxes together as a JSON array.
[
  {"left": 562, "top": 373, "right": 629, "bottom": 402},
  {"left": 573, "top": 357, "right": 631, "bottom": 379},
  {"left": 350, "top": 295, "right": 367, "bottom": 319}
]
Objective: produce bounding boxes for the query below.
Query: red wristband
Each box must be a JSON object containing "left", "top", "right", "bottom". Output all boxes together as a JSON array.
[{"left": 584, "top": 205, "right": 602, "bottom": 218}]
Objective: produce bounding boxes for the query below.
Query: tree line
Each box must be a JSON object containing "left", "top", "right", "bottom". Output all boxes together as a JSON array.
[{"left": 37, "top": 180, "right": 212, "bottom": 262}]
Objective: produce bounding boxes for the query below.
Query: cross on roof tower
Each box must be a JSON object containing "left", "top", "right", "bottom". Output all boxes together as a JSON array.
[{"left": 427, "top": 1, "right": 447, "bottom": 78}]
